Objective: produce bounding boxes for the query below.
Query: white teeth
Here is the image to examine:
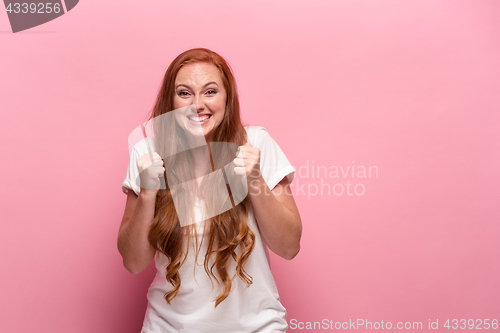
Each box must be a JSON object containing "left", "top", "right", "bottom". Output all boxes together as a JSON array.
[{"left": 189, "top": 115, "right": 210, "bottom": 122}]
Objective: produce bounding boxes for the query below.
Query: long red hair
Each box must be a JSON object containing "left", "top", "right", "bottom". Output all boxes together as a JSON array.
[{"left": 147, "top": 48, "right": 255, "bottom": 307}]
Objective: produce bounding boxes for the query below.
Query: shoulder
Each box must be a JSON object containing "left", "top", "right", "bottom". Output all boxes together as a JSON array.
[
  {"left": 130, "top": 137, "right": 157, "bottom": 156},
  {"left": 244, "top": 125, "right": 272, "bottom": 148}
]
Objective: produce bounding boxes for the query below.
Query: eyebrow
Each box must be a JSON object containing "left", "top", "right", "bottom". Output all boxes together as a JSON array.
[{"left": 176, "top": 81, "right": 219, "bottom": 89}]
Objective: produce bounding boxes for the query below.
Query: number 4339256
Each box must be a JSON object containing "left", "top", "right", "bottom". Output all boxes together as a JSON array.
[
  {"left": 444, "top": 319, "right": 498, "bottom": 330},
  {"left": 5, "top": 3, "right": 62, "bottom": 14}
]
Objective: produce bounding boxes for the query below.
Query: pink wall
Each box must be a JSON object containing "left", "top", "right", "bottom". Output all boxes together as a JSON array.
[{"left": 1, "top": 0, "right": 499, "bottom": 332}]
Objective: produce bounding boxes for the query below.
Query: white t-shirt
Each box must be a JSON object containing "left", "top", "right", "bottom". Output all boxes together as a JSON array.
[{"left": 122, "top": 126, "right": 296, "bottom": 333}]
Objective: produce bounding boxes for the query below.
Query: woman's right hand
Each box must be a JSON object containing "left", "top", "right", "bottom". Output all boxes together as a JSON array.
[{"left": 136, "top": 152, "right": 165, "bottom": 193}]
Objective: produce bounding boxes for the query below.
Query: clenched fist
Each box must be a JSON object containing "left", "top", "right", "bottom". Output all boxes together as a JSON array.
[
  {"left": 233, "top": 142, "right": 261, "bottom": 182},
  {"left": 136, "top": 151, "right": 165, "bottom": 193}
]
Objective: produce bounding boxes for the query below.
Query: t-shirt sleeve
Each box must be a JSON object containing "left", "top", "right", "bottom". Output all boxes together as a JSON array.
[
  {"left": 254, "top": 127, "right": 296, "bottom": 191},
  {"left": 121, "top": 147, "right": 141, "bottom": 196}
]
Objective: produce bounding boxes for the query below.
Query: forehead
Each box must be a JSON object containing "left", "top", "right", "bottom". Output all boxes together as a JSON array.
[{"left": 175, "top": 62, "right": 224, "bottom": 85}]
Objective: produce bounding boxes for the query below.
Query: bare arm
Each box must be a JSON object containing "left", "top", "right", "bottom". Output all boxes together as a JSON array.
[
  {"left": 117, "top": 189, "right": 157, "bottom": 274},
  {"left": 118, "top": 150, "right": 164, "bottom": 273},
  {"left": 248, "top": 175, "right": 302, "bottom": 260},
  {"left": 235, "top": 142, "right": 302, "bottom": 260}
]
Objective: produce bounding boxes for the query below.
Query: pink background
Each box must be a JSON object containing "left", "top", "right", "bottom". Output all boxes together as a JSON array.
[{"left": 1, "top": 0, "right": 499, "bottom": 332}]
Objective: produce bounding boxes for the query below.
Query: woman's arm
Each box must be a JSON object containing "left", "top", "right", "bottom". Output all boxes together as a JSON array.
[
  {"left": 248, "top": 175, "right": 302, "bottom": 260},
  {"left": 117, "top": 189, "right": 157, "bottom": 274},
  {"left": 235, "top": 142, "right": 302, "bottom": 260},
  {"left": 118, "top": 150, "right": 164, "bottom": 274}
]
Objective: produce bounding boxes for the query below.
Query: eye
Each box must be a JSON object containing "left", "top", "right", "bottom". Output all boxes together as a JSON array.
[
  {"left": 206, "top": 89, "right": 217, "bottom": 95},
  {"left": 177, "top": 90, "right": 190, "bottom": 96}
]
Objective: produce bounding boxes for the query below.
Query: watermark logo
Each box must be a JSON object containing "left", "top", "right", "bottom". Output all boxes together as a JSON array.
[
  {"left": 127, "top": 106, "right": 248, "bottom": 227},
  {"left": 4, "top": 0, "right": 79, "bottom": 33},
  {"left": 126, "top": 106, "right": 380, "bottom": 227},
  {"left": 290, "top": 160, "right": 379, "bottom": 199}
]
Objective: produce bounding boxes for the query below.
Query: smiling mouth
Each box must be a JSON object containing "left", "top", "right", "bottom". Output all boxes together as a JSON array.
[{"left": 187, "top": 114, "right": 212, "bottom": 123}]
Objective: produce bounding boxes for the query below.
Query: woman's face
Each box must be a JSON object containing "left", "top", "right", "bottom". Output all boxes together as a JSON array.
[{"left": 173, "top": 62, "right": 227, "bottom": 142}]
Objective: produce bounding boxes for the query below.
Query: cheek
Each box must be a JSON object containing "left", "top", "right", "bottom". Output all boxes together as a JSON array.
[
  {"left": 173, "top": 97, "right": 185, "bottom": 109},
  {"left": 207, "top": 96, "right": 226, "bottom": 114}
]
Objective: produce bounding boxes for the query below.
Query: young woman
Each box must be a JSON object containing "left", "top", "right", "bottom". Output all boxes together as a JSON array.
[{"left": 119, "top": 48, "right": 302, "bottom": 333}]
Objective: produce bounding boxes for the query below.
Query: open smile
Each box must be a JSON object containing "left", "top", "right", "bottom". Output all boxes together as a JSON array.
[{"left": 187, "top": 114, "right": 212, "bottom": 125}]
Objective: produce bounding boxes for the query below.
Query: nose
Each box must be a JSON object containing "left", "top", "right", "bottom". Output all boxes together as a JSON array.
[{"left": 194, "top": 95, "right": 205, "bottom": 113}]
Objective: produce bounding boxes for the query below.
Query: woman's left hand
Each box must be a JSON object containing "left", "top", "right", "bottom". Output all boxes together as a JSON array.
[{"left": 233, "top": 142, "right": 261, "bottom": 182}]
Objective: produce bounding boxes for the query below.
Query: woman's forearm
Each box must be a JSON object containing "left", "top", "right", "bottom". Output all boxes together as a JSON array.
[
  {"left": 118, "top": 190, "right": 157, "bottom": 274},
  {"left": 248, "top": 175, "right": 302, "bottom": 260}
]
